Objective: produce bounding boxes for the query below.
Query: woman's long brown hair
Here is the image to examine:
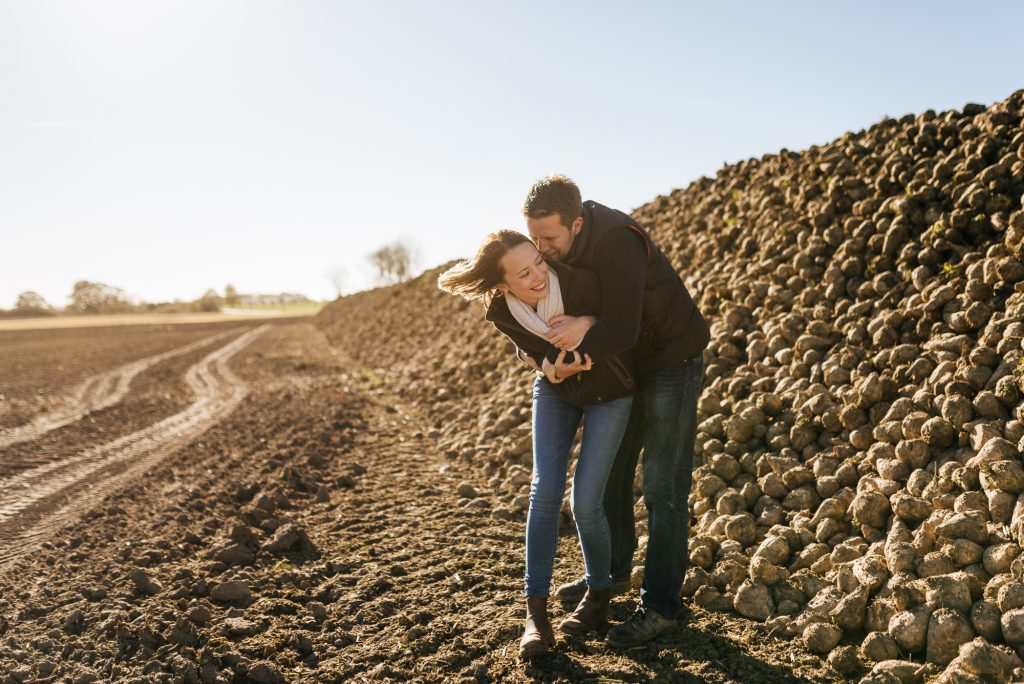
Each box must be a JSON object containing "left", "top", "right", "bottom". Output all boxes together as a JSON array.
[{"left": 437, "top": 230, "right": 533, "bottom": 304}]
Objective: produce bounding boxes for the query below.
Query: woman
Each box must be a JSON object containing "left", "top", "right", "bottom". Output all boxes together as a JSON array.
[{"left": 438, "top": 230, "right": 634, "bottom": 657}]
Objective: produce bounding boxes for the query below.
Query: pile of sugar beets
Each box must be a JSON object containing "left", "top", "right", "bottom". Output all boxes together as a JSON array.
[{"left": 317, "top": 90, "right": 1024, "bottom": 682}]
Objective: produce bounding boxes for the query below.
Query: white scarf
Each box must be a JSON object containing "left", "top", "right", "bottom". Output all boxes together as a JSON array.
[{"left": 505, "top": 268, "right": 579, "bottom": 350}]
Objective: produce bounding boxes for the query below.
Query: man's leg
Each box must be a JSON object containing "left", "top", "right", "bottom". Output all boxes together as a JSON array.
[
  {"left": 639, "top": 354, "right": 703, "bottom": 617},
  {"left": 608, "top": 354, "right": 704, "bottom": 647}
]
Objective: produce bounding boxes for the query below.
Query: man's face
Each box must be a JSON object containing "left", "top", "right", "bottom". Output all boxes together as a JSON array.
[{"left": 526, "top": 214, "right": 582, "bottom": 262}]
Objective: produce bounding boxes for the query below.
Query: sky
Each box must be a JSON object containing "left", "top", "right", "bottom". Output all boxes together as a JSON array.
[{"left": 1, "top": 1, "right": 1023, "bottom": 308}]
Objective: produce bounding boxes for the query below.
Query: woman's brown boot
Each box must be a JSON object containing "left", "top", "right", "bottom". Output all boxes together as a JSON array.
[
  {"left": 558, "top": 585, "right": 611, "bottom": 635},
  {"left": 519, "top": 597, "right": 554, "bottom": 658}
]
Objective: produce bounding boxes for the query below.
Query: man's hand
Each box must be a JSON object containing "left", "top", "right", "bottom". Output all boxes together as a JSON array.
[{"left": 545, "top": 314, "right": 596, "bottom": 350}]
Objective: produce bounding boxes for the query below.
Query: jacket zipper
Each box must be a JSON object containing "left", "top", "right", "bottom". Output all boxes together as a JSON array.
[{"left": 607, "top": 357, "right": 633, "bottom": 391}]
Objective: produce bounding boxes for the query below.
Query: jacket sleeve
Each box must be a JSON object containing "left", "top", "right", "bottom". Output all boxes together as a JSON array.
[
  {"left": 569, "top": 227, "right": 647, "bottom": 363},
  {"left": 492, "top": 320, "right": 555, "bottom": 368}
]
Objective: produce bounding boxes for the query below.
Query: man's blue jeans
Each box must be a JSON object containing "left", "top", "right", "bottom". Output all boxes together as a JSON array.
[
  {"left": 605, "top": 354, "right": 705, "bottom": 617},
  {"left": 525, "top": 377, "right": 632, "bottom": 598}
]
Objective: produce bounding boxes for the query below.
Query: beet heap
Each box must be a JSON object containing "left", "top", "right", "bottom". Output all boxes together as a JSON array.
[{"left": 317, "top": 90, "right": 1024, "bottom": 682}]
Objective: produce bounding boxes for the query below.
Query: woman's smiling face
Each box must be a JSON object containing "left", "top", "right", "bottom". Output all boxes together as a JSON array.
[{"left": 499, "top": 241, "right": 549, "bottom": 307}]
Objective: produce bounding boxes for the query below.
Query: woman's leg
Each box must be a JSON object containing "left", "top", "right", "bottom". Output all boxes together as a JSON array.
[
  {"left": 525, "top": 377, "right": 582, "bottom": 598},
  {"left": 571, "top": 395, "right": 634, "bottom": 591}
]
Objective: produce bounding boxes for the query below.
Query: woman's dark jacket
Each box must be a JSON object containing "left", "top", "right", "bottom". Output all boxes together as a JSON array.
[{"left": 484, "top": 261, "right": 634, "bottom": 407}]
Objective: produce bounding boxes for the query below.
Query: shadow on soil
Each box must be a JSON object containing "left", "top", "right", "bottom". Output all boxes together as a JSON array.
[{"left": 519, "top": 607, "right": 818, "bottom": 684}]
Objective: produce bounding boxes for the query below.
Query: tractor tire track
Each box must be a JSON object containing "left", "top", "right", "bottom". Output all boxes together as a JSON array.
[
  {"left": 0, "top": 329, "right": 239, "bottom": 449},
  {"left": 0, "top": 324, "right": 269, "bottom": 563}
]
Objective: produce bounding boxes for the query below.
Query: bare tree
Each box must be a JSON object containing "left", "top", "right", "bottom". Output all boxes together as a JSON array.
[
  {"left": 369, "top": 242, "right": 414, "bottom": 285},
  {"left": 224, "top": 284, "right": 240, "bottom": 307},
  {"left": 326, "top": 266, "right": 347, "bottom": 298},
  {"left": 15, "top": 290, "right": 50, "bottom": 313}
]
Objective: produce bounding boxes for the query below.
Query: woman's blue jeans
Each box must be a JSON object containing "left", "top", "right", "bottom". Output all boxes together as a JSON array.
[{"left": 524, "top": 376, "right": 632, "bottom": 598}]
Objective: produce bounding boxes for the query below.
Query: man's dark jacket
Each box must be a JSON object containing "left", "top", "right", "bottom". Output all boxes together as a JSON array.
[
  {"left": 485, "top": 261, "right": 634, "bottom": 406},
  {"left": 565, "top": 200, "right": 710, "bottom": 374}
]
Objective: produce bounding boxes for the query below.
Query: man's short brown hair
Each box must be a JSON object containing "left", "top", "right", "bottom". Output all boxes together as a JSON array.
[{"left": 522, "top": 174, "right": 583, "bottom": 228}]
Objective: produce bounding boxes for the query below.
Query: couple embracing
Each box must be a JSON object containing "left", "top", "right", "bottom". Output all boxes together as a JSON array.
[{"left": 438, "top": 175, "right": 710, "bottom": 657}]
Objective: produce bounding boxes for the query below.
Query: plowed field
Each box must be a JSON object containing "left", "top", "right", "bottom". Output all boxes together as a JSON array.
[{"left": 0, "top": 322, "right": 832, "bottom": 683}]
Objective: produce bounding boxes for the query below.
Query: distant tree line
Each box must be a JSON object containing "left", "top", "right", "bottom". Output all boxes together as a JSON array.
[
  {"left": 0, "top": 283, "right": 315, "bottom": 318},
  {"left": 7, "top": 237, "right": 421, "bottom": 317}
]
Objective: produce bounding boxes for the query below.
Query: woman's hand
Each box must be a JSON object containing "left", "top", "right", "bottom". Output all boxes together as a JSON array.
[
  {"left": 557, "top": 350, "right": 593, "bottom": 379},
  {"left": 545, "top": 314, "right": 596, "bottom": 350},
  {"left": 542, "top": 349, "right": 593, "bottom": 384},
  {"left": 542, "top": 351, "right": 566, "bottom": 384},
  {"left": 516, "top": 347, "right": 541, "bottom": 372}
]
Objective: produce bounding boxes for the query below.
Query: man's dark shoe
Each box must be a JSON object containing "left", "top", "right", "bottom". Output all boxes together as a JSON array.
[
  {"left": 554, "top": 576, "right": 630, "bottom": 603},
  {"left": 606, "top": 605, "right": 677, "bottom": 648},
  {"left": 559, "top": 586, "right": 611, "bottom": 635}
]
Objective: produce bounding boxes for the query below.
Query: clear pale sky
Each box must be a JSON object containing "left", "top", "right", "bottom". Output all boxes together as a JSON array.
[{"left": 2, "top": 1, "right": 1022, "bottom": 308}]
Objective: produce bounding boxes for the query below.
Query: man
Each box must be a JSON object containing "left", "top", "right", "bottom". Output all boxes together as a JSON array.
[{"left": 522, "top": 174, "right": 710, "bottom": 648}]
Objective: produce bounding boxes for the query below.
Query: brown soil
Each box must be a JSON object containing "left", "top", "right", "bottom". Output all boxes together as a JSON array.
[
  {"left": 0, "top": 322, "right": 247, "bottom": 429},
  {"left": 0, "top": 329, "right": 246, "bottom": 477},
  {"left": 0, "top": 322, "right": 834, "bottom": 683},
  {"left": 0, "top": 325, "right": 269, "bottom": 563}
]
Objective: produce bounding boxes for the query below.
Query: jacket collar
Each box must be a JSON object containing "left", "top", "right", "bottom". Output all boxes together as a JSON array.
[{"left": 565, "top": 200, "right": 596, "bottom": 265}]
